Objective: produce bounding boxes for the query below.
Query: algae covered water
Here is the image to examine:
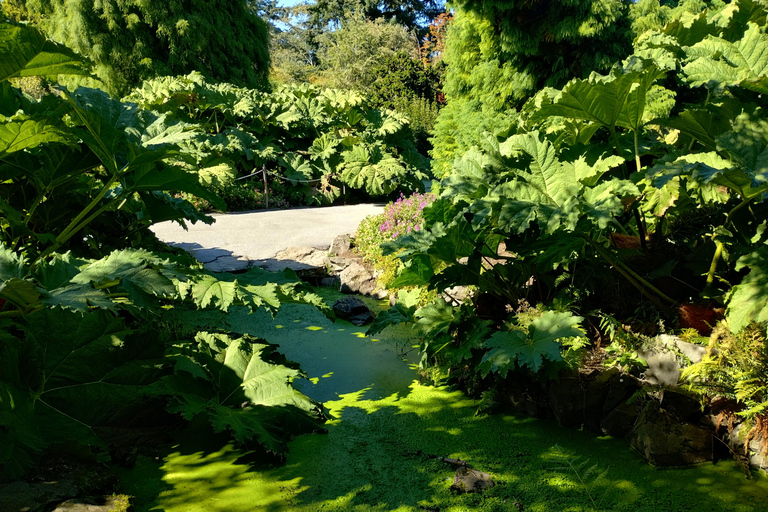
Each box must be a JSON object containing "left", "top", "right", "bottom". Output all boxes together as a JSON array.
[{"left": 120, "top": 296, "right": 768, "bottom": 512}]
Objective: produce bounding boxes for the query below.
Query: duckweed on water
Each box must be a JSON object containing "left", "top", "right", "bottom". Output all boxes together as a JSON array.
[{"left": 120, "top": 297, "right": 768, "bottom": 512}]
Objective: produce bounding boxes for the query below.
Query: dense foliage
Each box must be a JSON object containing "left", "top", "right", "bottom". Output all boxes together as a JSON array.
[
  {"left": 430, "top": 0, "right": 637, "bottom": 175},
  {"left": 308, "top": 0, "right": 444, "bottom": 31},
  {"left": 374, "top": 0, "right": 768, "bottom": 436},
  {"left": 0, "top": 21, "right": 327, "bottom": 481},
  {"left": 354, "top": 191, "right": 437, "bottom": 302},
  {"left": 126, "top": 73, "right": 429, "bottom": 205},
  {"left": 16, "top": 0, "right": 271, "bottom": 96}
]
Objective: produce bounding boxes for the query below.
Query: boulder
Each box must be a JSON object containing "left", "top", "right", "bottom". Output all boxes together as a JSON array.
[
  {"left": 638, "top": 335, "right": 707, "bottom": 386},
  {"left": 339, "top": 262, "right": 386, "bottom": 298},
  {"left": 601, "top": 400, "right": 641, "bottom": 438},
  {"left": 255, "top": 246, "right": 330, "bottom": 272},
  {"left": 660, "top": 390, "right": 702, "bottom": 422},
  {"left": 500, "top": 381, "right": 550, "bottom": 419},
  {"left": 327, "top": 255, "right": 361, "bottom": 275},
  {"left": 601, "top": 372, "right": 639, "bottom": 414},
  {"left": 548, "top": 369, "right": 618, "bottom": 432},
  {"left": 330, "top": 234, "right": 354, "bottom": 257},
  {"left": 628, "top": 401, "right": 713, "bottom": 466},
  {"left": 332, "top": 297, "right": 375, "bottom": 326},
  {"left": 725, "top": 423, "right": 768, "bottom": 470},
  {"left": 638, "top": 347, "right": 681, "bottom": 387},
  {"left": 451, "top": 467, "right": 495, "bottom": 494},
  {"left": 52, "top": 495, "right": 132, "bottom": 512},
  {"left": 443, "top": 286, "right": 470, "bottom": 306}
]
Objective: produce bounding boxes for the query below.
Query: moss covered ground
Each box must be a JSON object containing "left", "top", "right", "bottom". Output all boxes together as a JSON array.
[{"left": 119, "top": 292, "right": 768, "bottom": 511}]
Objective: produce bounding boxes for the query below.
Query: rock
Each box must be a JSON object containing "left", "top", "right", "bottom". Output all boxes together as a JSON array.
[
  {"left": 651, "top": 334, "right": 707, "bottom": 364},
  {"left": 601, "top": 400, "right": 641, "bottom": 438},
  {"left": 332, "top": 297, "right": 375, "bottom": 326},
  {"left": 601, "top": 372, "right": 639, "bottom": 414},
  {"left": 628, "top": 401, "right": 713, "bottom": 466},
  {"left": 204, "top": 255, "right": 250, "bottom": 273},
  {"left": 339, "top": 262, "right": 386, "bottom": 298},
  {"left": 660, "top": 390, "right": 702, "bottom": 422},
  {"left": 443, "top": 286, "right": 470, "bottom": 306},
  {"left": 0, "top": 459, "right": 119, "bottom": 512},
  {"left": 319, "top": 276, "right": 340, "bottom": 288},
  {"left": 638, "top": 335, "right": 707, "bottom": 386},
  {"left": 638, "top": 343, "right": 681, "bottom": 387},
  {"left": 256, "top": 246, "right": 330, "bottom": 272},
  {"left": 451, "top": 467, "right": 495, "bottom": 494},
  {"left": 500, "top": 381, "right": 549, "bottom": 419},
  {"left": 671, "top": 338, "right": 707, "bottom": 364},
  {"left": 52, "top": 495, "right": 132, "bottom": 512},
  {"left": 327, "top": 255, "right": 361, "bottom": 274},
  {"left": 330, "top": 234, "right": 354, "bottom": 257},
  {"left": 548, "top": 369, "right": 618, "bottom": 432},
  {"left": 728, "top": 423, "right": 768, "bottom": 470}
]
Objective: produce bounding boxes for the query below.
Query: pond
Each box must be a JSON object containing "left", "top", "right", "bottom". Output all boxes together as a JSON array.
[{"left": 119, "top": 292, "right": 768, "bottom": 512}]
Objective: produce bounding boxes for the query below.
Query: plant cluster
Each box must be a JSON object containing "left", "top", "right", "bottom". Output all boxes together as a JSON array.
[
  {"left": 354, "top": 192, "right": 436, "bottom": 299},
  {"left": 379, "top": 192, "right": 437, "bottom": 240},
  {"left": 0, "top": 22, "right": 328, "bottom": 481},
  {"left": 178, "top": 182, "right": 291, "bottom": 213},
  {"left": 429, "top": 0, "right": 636, "bottom": 175},
  {"left": 355, "top": 192, "right": 436, "bottom": 262},
  {"left": 372, "top": 0, "right": 768, "bottom": 412},
  {"left": 683, "top": 321, "right": 768, "bottom": 453},
  {"left": 13, "top": 0, "right": 271, "bottom": 96},
  {"left": 125, "top": 73, "right": 430, "bottom": 206}
]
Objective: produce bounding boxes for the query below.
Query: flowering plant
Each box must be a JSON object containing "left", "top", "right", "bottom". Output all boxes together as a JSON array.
[{"left": 378, "top": 192, "right": 436, "bottom": 240}]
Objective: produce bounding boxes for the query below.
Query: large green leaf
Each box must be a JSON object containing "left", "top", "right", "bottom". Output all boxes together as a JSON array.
[
  {"left": 529, "top": 64, "right": 666, "bottom": 131},
  {"left": 0, "top": 119, "right": 71, "bottom": 158},
  {"left": 480, "top": 311, "right": 584, "bottom": 375},
  {"left": 0, "top": 244, "right": 25, "bottom": 280},
  {"left": 716, "top": 111, "right": 768, "bottom": 181},
  {"left": 683, "top": 23, "right": 768, "bottom": 93},
  {"left": 1, "top": 143, "right": 101, "bottom": 191},
  {"left": 0, "top": 22, "right": 91, "bottom": 81},
  {"left": 160, "top": 332, "right": 323, "bottom": 454},
  {"left": 660, "top": 105, "right": 735, "bottom": 150},
  {"left": 727, "top": 247, "right": 768, "bottom": 332},
  {"left": 7, "top": 308, "right": 167, "bottom": 472},
  {"left": 499, "top": 132, "right": 576, "bottom": 207},
  {"left": 340, "top": 144, "right": 406, "bottom": 196},
  {"left": 414, "top": 298, "right": 460, "bottom": 338}
]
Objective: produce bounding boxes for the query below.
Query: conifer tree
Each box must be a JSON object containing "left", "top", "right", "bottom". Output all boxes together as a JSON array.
[
  {"left": 23, "top": 0, "right": 270, "bottom": 95},
  {"left": 431, "top": 0, "right": 633, "bottom": 175}
]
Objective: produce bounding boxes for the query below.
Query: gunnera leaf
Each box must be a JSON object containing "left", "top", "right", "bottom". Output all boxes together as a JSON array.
[
  {"left": 727, "top": 246, "right": 768, "bottom": 332},
  {"left": 480, "top": 311, "right": 584, "bottom": 375},
  {"left": 158, "top": 332, "right": 324, "bottom": 455}
]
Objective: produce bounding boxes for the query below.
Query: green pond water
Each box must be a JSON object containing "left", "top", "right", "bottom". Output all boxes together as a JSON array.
[{"left": 120, "top": 294, "right": 768, "bottom": 512}]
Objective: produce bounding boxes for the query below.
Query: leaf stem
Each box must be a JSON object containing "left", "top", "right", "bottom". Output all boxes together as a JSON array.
[
  {"left": 704, "top": 196, "right": 752, "bottom": 287},
  {"left": 609, "top": 126, "right": 630, "bottom": 178},
  {"left": 27, "top": 179, "right": 120, "bottom": 272},
  {"left": 706, "top": 240, "right": 724, "bottom": 286},
  {"left": 584, "top": 235, "right": 676, "bottom": 309}
]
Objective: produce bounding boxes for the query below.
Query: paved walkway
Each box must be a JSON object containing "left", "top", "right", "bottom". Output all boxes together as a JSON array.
[{"left": 150, "top": 204, "right": 384, "bottom": 272}]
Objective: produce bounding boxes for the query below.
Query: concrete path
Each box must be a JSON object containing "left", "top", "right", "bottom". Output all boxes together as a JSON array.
[{"left": 150, "top": 204, "right": 384, "bottom": 272}]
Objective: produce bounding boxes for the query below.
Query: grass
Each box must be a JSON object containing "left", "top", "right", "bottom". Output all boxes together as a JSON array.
[{"left": 118, "top": 290, "right": 768, "bottom": 512}]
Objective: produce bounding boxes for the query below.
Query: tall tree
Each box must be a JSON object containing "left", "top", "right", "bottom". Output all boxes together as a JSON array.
[
  {"left": 24, "top": 0, "right": 271, "bottom": 95},
  {"left": 316, "top": 14, "right": 419, "bottom": 90},
  {"left": 430, "top": 0, "right": 635, "bottom": 175},
  {"left": 309, "top": 0, "right": 445, "bottom": 31}
]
